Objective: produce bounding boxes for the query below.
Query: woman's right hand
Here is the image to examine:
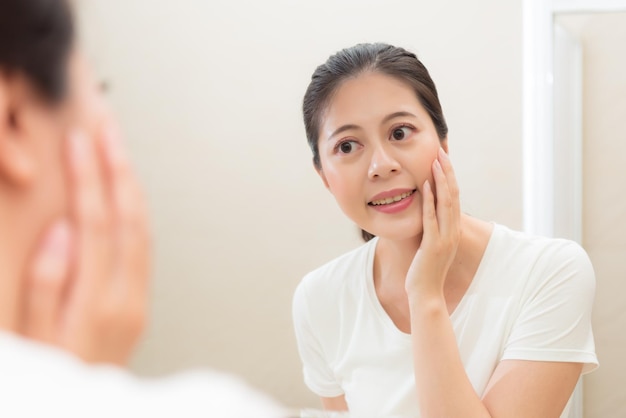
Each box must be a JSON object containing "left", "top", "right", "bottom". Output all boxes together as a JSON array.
[
  {"left": 19, "top": 120, "right": 151, "bottom": 366},
  {"left": 404, "top": 148, "right": 461, "bottom": 299}
]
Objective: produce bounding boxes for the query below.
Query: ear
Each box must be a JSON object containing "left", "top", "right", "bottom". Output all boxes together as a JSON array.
[
  {"left": 0, "top": 72, "right": 36, "bottom": 187},
  {"left": 315, "top": 164, "right": 331, "bottom": 191}
]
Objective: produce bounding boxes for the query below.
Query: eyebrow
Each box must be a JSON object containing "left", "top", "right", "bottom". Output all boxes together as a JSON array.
[
  {"left": 382, "top": 111, "right": 417, "bottom": 124},
  {"left": 327, "top": 111, "right": 418, "bottom": 141}
]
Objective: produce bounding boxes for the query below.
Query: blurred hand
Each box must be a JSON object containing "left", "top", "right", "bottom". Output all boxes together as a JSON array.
[{"left": 19, "top": 121, "right": 151, "bottom": 366}]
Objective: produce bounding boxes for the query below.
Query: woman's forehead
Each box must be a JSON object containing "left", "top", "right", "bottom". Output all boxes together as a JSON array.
[{"left": 321, "top": 73, "right": 426, "bottom": 133}]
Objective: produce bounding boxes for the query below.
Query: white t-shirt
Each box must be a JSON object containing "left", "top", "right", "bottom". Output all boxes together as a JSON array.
[
  {"left": 292, "top": 224, "right": 598, "bottom": 418},
  {"left": 0, "top": 331, "right": 286, "bottom": 418}
]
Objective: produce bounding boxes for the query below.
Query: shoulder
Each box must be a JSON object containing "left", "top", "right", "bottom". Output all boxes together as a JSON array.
[
  {"left": 142, "top": 371, "right": 285, "bottom": 417},
  {"left": 292, "top": 238, "right": 376, "bottom": 326},
  {"left": 493, "top": 224, "right": 595, "bottom": 293},
  {"left": 0, "top": 332, "right": 284, "bottom": 417},
  {"left": 493, "top": 224, "right": 588, "bottom": 262},
  {"left": 294, "top": 238, "right": 376, "bottom": 305}
]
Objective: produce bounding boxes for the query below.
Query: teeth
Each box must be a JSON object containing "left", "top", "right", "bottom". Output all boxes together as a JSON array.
[{"left": 371, "top": 190, "right": 414, "bottom": 206}]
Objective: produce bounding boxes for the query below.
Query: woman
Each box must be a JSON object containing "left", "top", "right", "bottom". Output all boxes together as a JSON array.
[
  {"left": 0, "top": 1, "right": 283, "bottom": 416},
  {"left": 293, "top": 43, "right": 597, "bottom": 418},
  {"left": 0, "top": 0, "right": 149, "bottom": 365}
]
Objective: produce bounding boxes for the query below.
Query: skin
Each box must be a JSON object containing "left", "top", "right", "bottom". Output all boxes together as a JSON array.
[
  {"left": 316, "top": 71, "right": 582, "bottom": 417},
  {"left": 0, "top": 49, "right": 150, "bottom": 365}
]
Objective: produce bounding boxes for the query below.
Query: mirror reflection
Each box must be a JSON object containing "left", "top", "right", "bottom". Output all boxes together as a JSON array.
[
  {"left": 555, "top": 12, "right": 626, "bottom": 418},
  {"left": 75, "top": 1, "right": 529, "bottom": 411}
]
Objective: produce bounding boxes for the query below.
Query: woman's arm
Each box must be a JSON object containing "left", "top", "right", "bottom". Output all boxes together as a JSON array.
[
  {"left": 406, "top": 148, "right": 582, "bottom": 417},
  {"left": 483, "top": 360, "right": 582, "bottom": 416},
  {"left": 321, "top": 395, "right": 349, "bottom": 411},
  {"left": 409, "top": 292, "right": 582, "bottom": 417}
]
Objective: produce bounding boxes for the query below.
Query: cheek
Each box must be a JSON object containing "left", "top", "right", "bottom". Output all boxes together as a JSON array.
[
  {"left": 322, "top": 165, "right": 368, "bottom": 221},
  {"left": 407, "top": 145, "right": 439, "bottom": 186},
  {"left": 26, "top": 111, "right": 70, "bottom": 222},
  {"left": 325, "top": 168, "right": 355, "bottom": 200}
]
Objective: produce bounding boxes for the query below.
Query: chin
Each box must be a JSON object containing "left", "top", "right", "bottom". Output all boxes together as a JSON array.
[{"left": 364, "top": 219, "right": 424, "bottom": 242}]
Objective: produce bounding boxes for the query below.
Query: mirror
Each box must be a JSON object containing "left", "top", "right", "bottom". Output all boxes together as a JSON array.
[
  {"left": 554, "top": 11, "right": 626, "bottom": 418},
  {"left": 71, "top": 0, "right": 615, "bottom": 414},
  {"left": 76, "top": 0, "right": 529, "bottom": 410}
]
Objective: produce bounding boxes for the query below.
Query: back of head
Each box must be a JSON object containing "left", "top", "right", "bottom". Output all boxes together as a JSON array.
[
  {"left": 0, "top": 0, "right": 77, "bottom": 331},
  {"left": 0, "top": 0, "right": 74, "bottom": 102}
]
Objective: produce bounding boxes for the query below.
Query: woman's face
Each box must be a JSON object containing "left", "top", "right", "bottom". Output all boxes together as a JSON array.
[{"left": 317, "top": 71, "right": 446, "bottom": 241}]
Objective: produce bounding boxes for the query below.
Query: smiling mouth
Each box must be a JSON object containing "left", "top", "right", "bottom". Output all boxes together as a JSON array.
[{"left": 368, "top": 189, "right": 416, "bottom": 206}]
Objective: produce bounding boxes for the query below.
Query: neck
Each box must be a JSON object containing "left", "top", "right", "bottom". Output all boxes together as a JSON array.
[
  {"left": 375, "top": 234, "right": 421, "bottom": 285},
  {"left": 374, "top": 214, "right": 489, "bottom": 289}
]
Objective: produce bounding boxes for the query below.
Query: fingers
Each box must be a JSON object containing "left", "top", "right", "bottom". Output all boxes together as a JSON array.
[
  {"left": 98, "top": 122, "right": 150, "bottom": 360},
  {"left": 438, "top": 148, "right": 461, "bottom": 221},
  {"left": 432, "top": 155, "right": 451, "bottom": 227},
  {"left": 22, "top": 221, "right": 72, "bottom": 342},
  {"left": 421, "top": 179, "right": 438, "bottom": 245},
  {"left": 99, "top": 122, "right": 150, "bottom": 321},
  {"left": 63, "top": 120, "right": 149, "bottom": 364},
  {"left": 430, "top": 148, "right": 461, "bottom": 238},
  {"left": 65, "top": 131, "right": 112, "bottom": 311},
  {"left": 409, "top": 149, "right": 461, "bottom": 294}
]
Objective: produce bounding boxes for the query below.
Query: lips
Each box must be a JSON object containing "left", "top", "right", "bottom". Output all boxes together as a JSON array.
[{"left": 369, "top": 189, "right": 416, "bottom": 206}]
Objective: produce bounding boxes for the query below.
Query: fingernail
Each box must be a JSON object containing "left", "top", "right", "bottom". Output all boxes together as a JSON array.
[
  {"left": 424, "top": 180, "right": 431, "bottom": 192},
  {"left": 43, "top": 221, "right": 70, "bottom": 256},
  {"left": 434, "top": 159, "right": 442, "bottom": 171},
  {"left": 438, "top": 147, "right": 448, "bottom": 160},
  {"left": 36, "top": 221, "right": 71, "bottom": 279},
  {"left": 69, "top": 130, "right": 88, "bottom": 166}
]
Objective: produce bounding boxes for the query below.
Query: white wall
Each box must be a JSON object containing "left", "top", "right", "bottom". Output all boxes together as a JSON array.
[{"left": 76, "top": 0, "right": 523, "bottom": 408}]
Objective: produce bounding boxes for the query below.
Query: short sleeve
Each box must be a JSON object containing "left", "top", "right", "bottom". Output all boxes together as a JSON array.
[
  {"left": 502, "top": 241, "right": 599, "bottom": 374},
  {"left": 292, "top": 279, "right": 344, "bottom": 397}
]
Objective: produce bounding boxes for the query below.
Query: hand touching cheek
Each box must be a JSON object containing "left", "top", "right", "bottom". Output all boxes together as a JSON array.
[
  {"left": 19, "top": 121, "right": 151, "bottom": 366},
  {"left": 405, "top": 148, "right": 461, "bottom": 298}
]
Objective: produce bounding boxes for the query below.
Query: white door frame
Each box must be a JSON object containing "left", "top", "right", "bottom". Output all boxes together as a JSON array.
[
  {"left": 523, "top": 1, "right": 626, "bottom": 417},
  {"left": 522, "top": 0, "right": 626, "bottom": 240}
]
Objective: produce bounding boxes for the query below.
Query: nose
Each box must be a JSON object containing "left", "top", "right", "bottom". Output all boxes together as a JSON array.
[{"left": 368, "top": 143, "right": 401, "bottom": 180}]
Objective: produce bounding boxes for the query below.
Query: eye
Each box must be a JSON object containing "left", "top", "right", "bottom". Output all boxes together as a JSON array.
[
  {"left": 337, "top": 141, "right": 358, "bottom": 154},
  {"left": 391, "top": 126, "right": 412, "bottom": 141},
  {"left": 337, "top": 140, "right": 360, "bottom": 154}
]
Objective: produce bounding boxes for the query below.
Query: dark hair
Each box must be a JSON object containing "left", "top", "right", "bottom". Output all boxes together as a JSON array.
[
  {"left": 0, "top": 0, "right": 75, "bottom": 102},
  {"left": 302, "top": 43, "right": 448, "bottom": 242}
]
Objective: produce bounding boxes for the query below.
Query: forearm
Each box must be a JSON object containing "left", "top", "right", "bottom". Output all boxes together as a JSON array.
[
  {"left": 321, "top": 395, "right": 349, "bottom": 411},
  {"left": 409, "top": 293, "right": 491, "bottom": 418}
]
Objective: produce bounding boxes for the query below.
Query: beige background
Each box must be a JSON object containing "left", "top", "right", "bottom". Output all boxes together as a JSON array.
[
  {"left": 558, "top": 12, "right": 626, "bottom": 418},
  {"left": 75, "top": 0, "right": 523, "bottom": 409}
]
